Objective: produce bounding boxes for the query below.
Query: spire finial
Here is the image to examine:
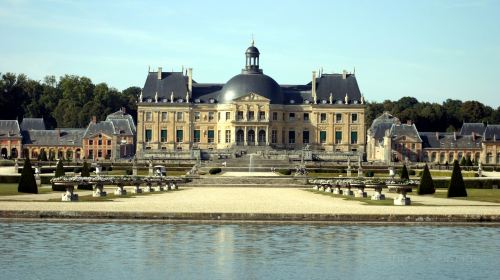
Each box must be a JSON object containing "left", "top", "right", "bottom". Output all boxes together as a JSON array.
[{"left": 251, "top": 34, "right": 254, "bottom": 46}]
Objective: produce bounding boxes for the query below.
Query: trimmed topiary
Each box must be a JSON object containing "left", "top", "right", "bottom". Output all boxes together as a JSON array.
[
  {"left": 460, "top": 156, "right": 467, "bottom": 166},
  {"left": 466, "top": 157, "right": 473, "bottom": 167},
  {"left": 18, "top": 157, "right": 38, "bottom": 194},
  {"left": 400, "top": 164, "right": 409, "bottom": 180},
  {"left": 38, "top": 150, "right": 48, "bottom": 161},
  {"left": 52, "top": 160, "right": 66, "bottom": 191},
  {"left": 447, "top": 160, "right": 467, "bottom": 197},
  {"left": 417, "top": 164, "right": 435, "bottom": 195},
  {"left": 209, "top": 167, "right": 222, "bottom": 175},
  {"left": 81, "top": 161, "right": 90, "bottom": 177}
]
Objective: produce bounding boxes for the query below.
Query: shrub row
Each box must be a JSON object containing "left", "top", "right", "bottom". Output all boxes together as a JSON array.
[
  {"left": 209, "top": 168, "right": 222, "bottom": 175},
  {"left": 433, "top": 179, "right": 500, "bottom": 189},
  {"left": 277, "top": 169, "right": 292, "bottom": 175}
]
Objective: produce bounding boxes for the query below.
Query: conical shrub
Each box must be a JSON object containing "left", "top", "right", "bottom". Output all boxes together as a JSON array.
[
  {"left": 52, "top": 159, "right": 66, "bottom": 191},
  {"left": 447, "top": 160, "right": 467, "bottom": 197},
  {"left": 81, "top": 161, "right": 90, "bottom": 177},
  {"left": 18, "top": 157, "right": 38, "bottom": 194},
  {"left": 400, "top": 164, "right": 409, "bottom": 180},
  {"left": 417, "top": 164, "right": 435, "bottom": 195}
]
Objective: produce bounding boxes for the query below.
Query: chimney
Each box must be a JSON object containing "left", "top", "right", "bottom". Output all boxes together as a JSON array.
[
  {"left": 157, "top": 67, "right": 162, "bottom": 80},
  {"left": 121, "top": 107, "right": 126, "bottom": 114},
  {"left": 342, "top": 69, "right": 347, "bottom": 79},
  {"left": 56, "top": 128, "right": 60, "bottom": 137},
  {"left": 472, "top": 132, "right": 476, "bottom": 141},
  {"left": 435, "top": 131, "right": 439, "bottom": 140},
  {"left": 188, "top": 68, "right": 193, "bottom": 95},
  {"left": 312, "top": 71, "right": 317, "bottom": 104},
  {"left": 453, "top": 131, "right": 457, "bottom": 141},
  {"left": 91, "top": 116, "right": 97, "bottom": 124},
  {"left": 407, "top": 120, "right": 412, "bottom": 125}
]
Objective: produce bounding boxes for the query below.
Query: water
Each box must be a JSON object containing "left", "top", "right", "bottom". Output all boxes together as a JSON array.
[
  {"left": 0, "top": 221, "right": 499, "bottom": 280},
  {"left": 249, "top": 154, "right": 255, "bottom": 173}
]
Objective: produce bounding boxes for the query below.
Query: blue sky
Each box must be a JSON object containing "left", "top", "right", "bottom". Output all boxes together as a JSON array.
[{"left": 0, "top": 0, "right": 499, "bottom": 106}]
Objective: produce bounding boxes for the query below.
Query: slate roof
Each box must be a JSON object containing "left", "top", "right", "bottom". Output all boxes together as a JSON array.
[
  {"left": 368, "top": 112, "right": 400, "bottom": 141},
  {"left": 140, "top": 45, "right": 364, "bottom": 105},
  {"left": 83, "top": 122, "right": 115, "bottom": 139},
  {"left": 0, "top": 120, "right": 21, "bottom": 138},
  {"left": 459, "top": 123, "right": 486, "bottom": 136},
  {"left": 390, "top": 124, "right": 422, "bottom": 142},
  {"left": 106, "top": 110, "right": 136, "bottom": 133},
  {"left": 483, "top": 125, "right": 500, "bottom": 141},
  {"left": 20, "top": 118, "right": 46, "bottom": 131},
  {"left": 22, "top": 129, "right": 84, "bottom": 147},
  {"left": 420, "top": 132, "right": 482, "bottom": 149}
]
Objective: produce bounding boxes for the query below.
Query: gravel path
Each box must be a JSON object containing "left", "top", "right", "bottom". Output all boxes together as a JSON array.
[{"left": 0, "top": 187, "right": 499, "bottom": 216}]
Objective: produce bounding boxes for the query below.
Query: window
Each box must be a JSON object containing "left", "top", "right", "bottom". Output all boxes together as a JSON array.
[
  {"left": 237, "top": 111, "right": 244, "bottom": 120},
  {"left": 161, "top": 129, "right": 167, "bottom": 142},
  {"left": 303, "top": 131, "right": 309, "bottom": 144},
  {"left": 176, "top": 130, "right": 183, "bottom": 142},
  {"left": 335, "top": 131, "right": 342, "bottom": 144},
  {"left": 145, "top": 112, "right": 152, "bottom": 121},
  {"left": 225, "top": 130, "right": 231, "bottom": 143},
  {"left": 176, "top": 112, "right": 183, "bottom": 121},
  {"left": 226, "top": 112, "right": 231, "bottom": 120},
  {"left": 248, "top": 111, "right": 255, "bottom": 121},
  {"left": 218, "top": 130, "right": 221, "bottom": 143},
  {"left": 271, "top": 130, "right": 277, "bottom": 144},
  {"left": 289, "top": 113, "right": 295, "bottom": 121},
  {"left": 88, "top": 150, "right": 93, "bottom": 159},
  {"left": 303, "top": 113, "right": 309, "bottom": 121},
  {"left": 351, "top": 113, "right": 358, "bottom": 123},
  {"left": 320, "top": 113, "right": 327, "bottom": 123},
  {"left": 320, "top": 131, "right": 327, "bottom": 144},
  {"left": 106, "top": 150, "right": 111, "bottom": 157},
  {"left": 161, "top": 112, "right": 168, "bottom": 121},
  {"left": 335, "top": 113, "right": 342, "bottom": 123},
  {"left": 107, "top": 140, "right": 111, "bottom": 145},
  {"left": 208, "top": 130, "right": 215, "bottom": 143},
  {"left": 272, "top": 112, "right": 278, "bottom": 121},
  {"left": 194, "top": 112, "right": 200, "bottom": 121},
  {"left": 288, "top": 130, "right": 295, "bottom": 144},
  {"left": 193, "top": 130, "right": 201, "bottom": 143},
  {"left": 208, "top": 112, "right": 215, "bottom": 121},
  {"left": 259, "top": 111, "right": 265, "bottom": 120},
  {"left": 88, "top": 139, "right": 93, "bottom": 145},
  {"left": 145, "top": 129, "right": 152, "bottom": 142},
  {"left": 98, "top": 150, "right": 102, "bottom": 158},
  {"left": 350, "top": 131, "right": 358, "bottom": 144},
  {"left": 218, "top": 112, "right": 220, "bottom": 121}
]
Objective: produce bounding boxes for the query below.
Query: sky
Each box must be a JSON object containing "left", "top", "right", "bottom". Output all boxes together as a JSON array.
[{"left": 0, "top": 0, "right": 499, "bottom": 107}]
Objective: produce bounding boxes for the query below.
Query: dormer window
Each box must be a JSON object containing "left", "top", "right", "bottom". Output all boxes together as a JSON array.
[
  {"left": 321, "top": 99, "right": 327, "bottom": 104},
  {"left": 209, "top": 98, "right": 215, "bottom": 104},
  {"left": 289, "top": 99, "right": 295, "bottom": 104},
  {"left": 195, "top": 99, "right": 201, "bottom": 103}
]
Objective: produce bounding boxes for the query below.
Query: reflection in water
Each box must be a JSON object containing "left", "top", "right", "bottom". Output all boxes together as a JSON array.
[{"left": 0, "top": 222, "right": 498, "bottom": 280}]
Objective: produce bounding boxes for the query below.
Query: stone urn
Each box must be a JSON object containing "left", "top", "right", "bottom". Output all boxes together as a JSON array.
[
  {"left": 132, "top": 183, "right": 143, "bottom": 194},
  {"left": 114, "top": 183, "right": 127, "bottom": 196},
  {"left": 55, "top": 183, "right": 78, "bottom": 202},
  {"left": 333, "top": 184, "right": 343, "bottom": 195},
  {"left": 388, "top": 184, "right": 414, "bottom": 205},
  {"left": 343, "top": 183, "right": 354, "bottom": 196},
  {"left": 93, "top": 183, "right": 107, "bottom": 197},
  {"left": 351, "top": 182, "right": 367, "bottom": 198},
  {"left": 366, "top": 183, "right": 386, "bottom": 200},
  {"left": 144, "top": 183, "right": 153, "bottom": 192}
]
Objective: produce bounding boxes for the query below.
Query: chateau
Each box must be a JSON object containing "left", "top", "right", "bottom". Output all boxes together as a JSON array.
[{"left": 136, "top": 43, "right": 367, "bottom": 160}]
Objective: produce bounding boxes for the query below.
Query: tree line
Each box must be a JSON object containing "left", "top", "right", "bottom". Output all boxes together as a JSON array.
[
  {"left": 0, "top": 72, "right": 139, "bottom": 129},
  {"left": 1, "top": 72, "right": 499, "bottom": 131}
]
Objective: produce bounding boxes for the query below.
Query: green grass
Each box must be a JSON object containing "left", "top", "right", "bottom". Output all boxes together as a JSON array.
[
  {"left": 47, "top": 188, "right": 184, "bottom": 202},
  {"left": 0, "top": 183, "right": 53, "bottom": 196},
  {"left": 306, "top": 189, "right": 396, "bottom": 206},
  {"left": 433, "top": 189, "right": 500, "bottom": 203}
]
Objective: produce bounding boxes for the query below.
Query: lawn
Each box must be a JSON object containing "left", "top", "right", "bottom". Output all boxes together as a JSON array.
[
  {"left": 0, "top": 183, "right": 53, "bottom": 196},
  {"left": 434, "top": 189, "right": 500, "bottom": 203}
]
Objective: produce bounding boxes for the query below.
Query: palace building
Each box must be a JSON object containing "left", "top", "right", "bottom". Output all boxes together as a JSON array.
[{"left": 136, "top": 43, "right": 367, "bottom": 160}]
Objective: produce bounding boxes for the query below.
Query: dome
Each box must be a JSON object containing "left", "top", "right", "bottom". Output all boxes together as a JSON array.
[
  {"left": 218, "top": 73, "right": 283, "bottom": 104},
  {"left": 245, "top": 46, "right": 260, "bottom": 56}
]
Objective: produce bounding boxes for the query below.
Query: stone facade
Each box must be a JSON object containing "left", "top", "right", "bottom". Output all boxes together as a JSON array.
[
  {"left": 0, "top": 120, "right": 22, "bottom": 159},
  {"left": 136, "top": 43, "right": 366, "bottom": 159}
]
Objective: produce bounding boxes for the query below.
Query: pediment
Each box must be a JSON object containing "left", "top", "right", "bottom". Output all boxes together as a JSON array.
[{"left": 232, "top": 92, "right": 270, "bottom": 102}]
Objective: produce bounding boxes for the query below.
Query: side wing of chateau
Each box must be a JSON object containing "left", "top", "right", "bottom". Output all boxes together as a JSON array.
[{"left": 136, "top": 43, "right": 367, "bottom": 160}]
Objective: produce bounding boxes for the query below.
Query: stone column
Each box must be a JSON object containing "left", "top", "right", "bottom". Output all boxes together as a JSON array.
[{"left": 244, "top": 126, "right": 247, "bottom": 146}]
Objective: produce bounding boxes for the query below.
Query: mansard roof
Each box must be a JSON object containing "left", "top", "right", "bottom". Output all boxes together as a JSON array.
[
  {"left": 106, "top": 109, "right": 136, "bottom": 133},
  {"left": 22, "top": 129, "right": 84, "bottom": 147},
  {"left": 390, "top": 123, "right": 422, "bottom": 142},
  {"left": 420, "top": 132, "right": 482, "bottom": 149},
  {"left": 20, "top": 118, "right": 46, "bottom": 131},
  {"left": 483, "top": 125, "right": 500, "bottom": 141},
  {"left": 368, "top": 112, "right": 400, "bottom": 141},
  {"left": 459, "top": 122, "right": 486, "bottom": 136},
  {"left": 0, "top": 120, "right": 21, "bottom": 138}
]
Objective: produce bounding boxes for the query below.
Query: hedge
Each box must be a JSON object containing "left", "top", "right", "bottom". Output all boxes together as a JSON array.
[
  {"left": 209, "top": 168, "right": 222, "bottom": 175},
  {"left": 432, "top": 179, "right": 500, "bottom": 189},
  {"left": 277, "top": 169, "right": 292, "bottom": 175}
]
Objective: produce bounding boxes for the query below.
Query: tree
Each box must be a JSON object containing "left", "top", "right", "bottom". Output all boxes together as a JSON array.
[
  {"left": 18, "top": 157, "right": 38, "bottom": 194},
  {"left": 447, "top": 160, "right": 467, "bottom": 197},
  {"left": 54, "top": 159, "right": 65, "bottom": 178},
  {"left": 400, "top": 164, "right": 409, "bottom": 180},
  {"left": 466, "top": 156, "right": 473, "bottom": 167},
  {"left": 417, "top": 164, "right": 435, "bottom": 195},
  {"left": 81, "top": 161, "right": 90, "bottom": 177},
  {"left": 460, "top": 156, "right": 467, "bottom": 166}
]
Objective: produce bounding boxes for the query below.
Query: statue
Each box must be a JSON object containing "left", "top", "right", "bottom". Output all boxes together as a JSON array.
[
  {"left": 329, "top": 92, "right": 333, "bottom": 104},
  {"left": 154, "top": 91, "right": 158, "bottom": 103},
  {"left": 138, "top": 91, "right": 143, "bottom": 102},
  {"left": 344, "top": 93, "right": 349, "bottom": 104},
  {"left": 186, "top": 91, "right": 190, "bottom": 103},
  {"left": 360, "top": 94, "right": 365, "bottom": 104},
  {"left": 170, "top": 91, "right": 174, "bottom": 103}
]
